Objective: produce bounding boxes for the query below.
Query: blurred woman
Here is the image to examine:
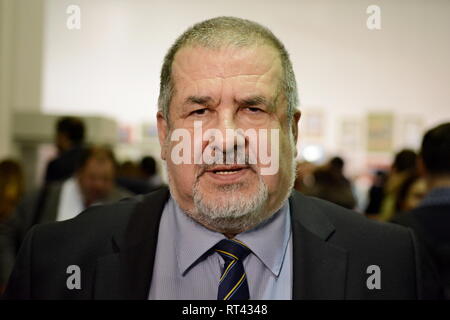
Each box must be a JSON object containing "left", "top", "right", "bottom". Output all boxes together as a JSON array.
[
  {"left": 379, "top": 149, "right": 418, "bottom": 221},
  {"left": 394, "top": 173, "right": 427, "bottom": 214}
]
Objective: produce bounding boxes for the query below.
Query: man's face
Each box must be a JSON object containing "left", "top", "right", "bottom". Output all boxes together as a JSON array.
[
  {"left": 77, "top": 158, "right": 115, "bottom": 207},
  {"left": 157, "top": 45, "right": 300, "bottom": 235}
]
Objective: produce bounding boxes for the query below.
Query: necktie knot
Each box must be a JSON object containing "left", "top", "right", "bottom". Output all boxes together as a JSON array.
[{"left": 214, "top": 239, "right": 251, "bottom": 262}]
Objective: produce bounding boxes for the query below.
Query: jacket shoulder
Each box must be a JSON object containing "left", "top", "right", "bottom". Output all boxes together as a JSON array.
[
  {"left": 293, "top": 191, "right": 411, "bottom": 241},
  {"left": 291, "top": 192, "right": 417, "bottom": 268},
  {"left": 320, "top": 195, "right": 407, "bottom": 232},
  {"left": 32, "top": 195, "right": 142, "bottom": 252}
]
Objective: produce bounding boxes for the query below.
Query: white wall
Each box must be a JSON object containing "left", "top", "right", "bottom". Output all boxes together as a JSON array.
[
  {"left": 40, "top": 0, "right": 450, "bottom": 173},
  {"left": 0, "top": 0, "right": 14, "bottom": 159},
  {"left": 0, "top": 0, "right": 45, "bottom": 159}
]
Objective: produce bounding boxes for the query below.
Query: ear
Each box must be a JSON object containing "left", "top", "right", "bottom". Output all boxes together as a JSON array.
[
  {"left": 291, "top": 110, "right": 301, "bottom": 157},
  {"left": 157, "top": 112, "right": 169, "bottom": 161}
]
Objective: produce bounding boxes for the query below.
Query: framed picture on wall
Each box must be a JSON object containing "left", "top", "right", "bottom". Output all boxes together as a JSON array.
[
  {"left": 300, "top": 109, "right": 325, "bottom": 140},
  {"left": 340, "top": 118, "right": 361, "bottom": 151},
  {"left": 367, "top": 113, "right": 394, "bottom": 153}
]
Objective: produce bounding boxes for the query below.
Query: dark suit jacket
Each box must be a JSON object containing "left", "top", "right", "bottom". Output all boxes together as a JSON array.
[
  {"left": 393, "top": 203, "right": 450, "bottom": 298},
  {"left": 3, "top": 188, "right": 441, "bottom": 299}
]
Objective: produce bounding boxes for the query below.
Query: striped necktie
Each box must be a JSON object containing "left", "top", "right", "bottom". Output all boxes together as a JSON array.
[{"left": 214, "top": 239, "right": 251, "bottom": 300}]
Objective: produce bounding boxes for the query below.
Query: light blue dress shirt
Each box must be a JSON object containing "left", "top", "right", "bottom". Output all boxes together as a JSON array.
[{"left": 148, "top": 196, "right": 293, "bottom": 300}]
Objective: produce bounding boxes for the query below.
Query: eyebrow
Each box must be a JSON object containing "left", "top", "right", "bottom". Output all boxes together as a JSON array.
[
  {"left": 237, "top": 95, "right": 275, "bottom": 110},
  {"left": 184, "top": 96, "right": 215, "bottom": 106}
]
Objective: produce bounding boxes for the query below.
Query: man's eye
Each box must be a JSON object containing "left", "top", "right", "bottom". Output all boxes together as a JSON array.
[
  {"left": 190, "top": 108, "right": 208, "bottom": 116},
  {"left": 244, "top": 107, "right": 263, "bottom": 113}
]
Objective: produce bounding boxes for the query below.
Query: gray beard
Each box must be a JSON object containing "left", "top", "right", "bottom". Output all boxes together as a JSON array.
[{"left": 191, "top": 175, "right": 269, "bottom": 234}]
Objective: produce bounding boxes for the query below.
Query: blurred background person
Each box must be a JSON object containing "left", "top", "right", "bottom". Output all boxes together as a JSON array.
[
  {"left": 139, "top": 156, "right": 163, "bottom": 191},
  {"left": 116, "top": 156, "right": 164, "bottom": 195},
  {"left": 0, "top": 159, "right": 24, "bottom": 292},
  {"left": 73, "top": 146, "right": 131, "bottom": 210},
  {"left": 393, "top": 122, "right": 450, "bottom": 299},
  {"left": 0, "top": 146, "right": 131, "bottom": 281},
  {"left": 394, "top": 173, "right": 427, "bottom": 215},
  {"left": 44, "top": 116, "right": 86, "bottom": 184},
  {"left": 365, "top": 170, "right": 388, "bottom": 217},
  {"left": 302, "top": 156, "right": 356, "bottom": 210},
  {"left": 378, "top": 149, "right": 418, "bottom": 221},
  {"left": 117, "top": 160, "right": 140, "bottom": 179}
]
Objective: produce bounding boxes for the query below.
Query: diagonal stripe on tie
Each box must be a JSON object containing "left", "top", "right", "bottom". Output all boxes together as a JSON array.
[
  {"left": 223, "top": 273, "right": 246, "bottom": 300},
  {"left": 219, "top": 259, "right": 237, "bottom": 283},
  {"left": 214, "top": 239, "right": 251, "bottom": 300}
]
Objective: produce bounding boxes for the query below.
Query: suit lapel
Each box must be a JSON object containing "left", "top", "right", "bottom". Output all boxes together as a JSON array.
[
  {"left": 290, "top": 191, "right": 348, "bottom": 299},
  {"left": 118, "top": 188, "right": 170, "bottom": 299},
  {"left": 92, "top": 188, "right": 170, "bottom": 299}
]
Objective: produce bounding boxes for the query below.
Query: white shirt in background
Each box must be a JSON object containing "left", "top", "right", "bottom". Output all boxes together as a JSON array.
[{"left": 56, "top": 177, "right": 85, "bottom": 222}]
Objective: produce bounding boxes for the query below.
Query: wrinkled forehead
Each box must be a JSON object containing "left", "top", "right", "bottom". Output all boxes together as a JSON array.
[{"left": 171, "top": 44, "right": 283, "bottom": 90}]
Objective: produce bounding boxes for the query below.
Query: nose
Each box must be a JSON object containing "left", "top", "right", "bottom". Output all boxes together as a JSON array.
[
  {"left": 212, "top": 107, "right": 236, "bottom": 133},
  {"left": 204, "top": 108, "right": 247, "bottom": 164}
]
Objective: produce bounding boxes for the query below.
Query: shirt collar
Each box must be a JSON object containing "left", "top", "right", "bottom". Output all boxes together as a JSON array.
[
  {"left": 172, "top": 198, "right": 224, "bottom": 276},
  {"left": 57, "top": 177, "right": 85, "bottom": 221},
  {"left": 172, "top": 196, "right": 291, "bottom": 278},
  {"left": 235, "top": 201, "right": 291, "bottom": 277}
]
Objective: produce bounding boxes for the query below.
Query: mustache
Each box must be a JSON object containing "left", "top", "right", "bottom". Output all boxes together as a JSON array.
[{"left": 196, "top": 152, "right": 257, "bottom": 178}]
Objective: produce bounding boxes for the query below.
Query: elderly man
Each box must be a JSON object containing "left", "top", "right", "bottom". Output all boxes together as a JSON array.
[{"left": 3, "top": 17, "right": 439, "bottom": 300}]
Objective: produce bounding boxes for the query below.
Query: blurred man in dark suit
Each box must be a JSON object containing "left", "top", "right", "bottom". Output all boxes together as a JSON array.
[{"left": 44, "top": 117, "right": 86, "bottom": 184}]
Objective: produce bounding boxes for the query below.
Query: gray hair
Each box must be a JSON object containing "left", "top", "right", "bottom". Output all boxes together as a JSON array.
[{"left": 158, "top": 16, "right": 299, "bottom": 124}]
